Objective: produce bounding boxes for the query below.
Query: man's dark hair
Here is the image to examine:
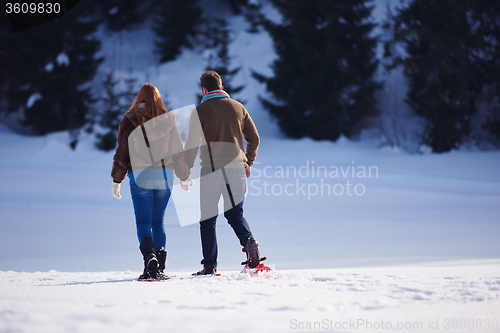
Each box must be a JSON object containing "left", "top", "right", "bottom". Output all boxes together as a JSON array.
[{"left": 200, "top": 70, "right": 222, "bottom": 91}]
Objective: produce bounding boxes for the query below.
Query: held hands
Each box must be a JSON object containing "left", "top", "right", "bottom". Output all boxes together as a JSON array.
[
  {"left": 245, "top": 166, "right": 251, "bottom": 178},
  {"left": 180, "top": 177, "right": 195, "bottom": 192},
  {"left": 112, "top": 178, "right": 194, "bottom": 197},
  {"left": 112, "top": 181, "right": 121, "bottom": 199}
]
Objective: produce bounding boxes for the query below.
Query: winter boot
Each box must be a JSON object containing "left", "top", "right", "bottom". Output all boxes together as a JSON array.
[
  {"left": 192, "top": 266, "right": 216, "bottom": 276},
  {"left": 242, "top": 236, "right": 266, "bottom": 268},
  {"left": 138, "top": 237, "right": 158, "bottom": 280},
  {"left": 156, "top": 248, "right": 167, "bottom": 278}
]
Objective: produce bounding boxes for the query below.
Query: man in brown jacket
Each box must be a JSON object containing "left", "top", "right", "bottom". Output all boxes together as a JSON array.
[{"left": 185, "top": 70, "right": 263, "bottom": 275}]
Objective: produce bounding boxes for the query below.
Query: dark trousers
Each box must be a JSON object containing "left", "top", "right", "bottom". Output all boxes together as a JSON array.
[{"left": 199, "top": 167, "right": 252, "bottom": 268}]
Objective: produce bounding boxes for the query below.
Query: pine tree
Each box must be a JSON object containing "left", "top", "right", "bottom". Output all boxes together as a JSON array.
[
  {"left": 482, "top": 79, "right": 500, "bottom": 141},
  {"left": 0, "top": 13, "right": 42, "bottom": 115},
  {"left": 221, "top": 0, "right": 248, "bottom": 15},
  {"left": 96, "top": 72, "right": 138, "bottom": 151},
  {"left": 384, "top": 0, "right": 500, "bottom": 152},
  {"left": 254, "top": 0, "right": 381, "bottom": 141},
  {"left": 98, "top": 0, "right": 147, "bottom": 32},
  {"left": 477, "top": 2, "right": 500, "bottom": 142},
  {"left": 220, "top": 0, "right": 263, "bottom": 33},
  {"left": 198, "top": 18, "right": 244, "bottom": 103},
  {"left": 244, "top": 2, "right": 264, "bottom": 34},
  {"left": 96, "top": 73, "right": 122, "bottom": 151},
  {"left": 0, "top": 1, "right": 102, "bottom": 147},
  {"left": 153, "top": 0, "right": 203, "bottom": 63},
  {"left": 123, "top": 78, "right": 138, "bottom": 105}
]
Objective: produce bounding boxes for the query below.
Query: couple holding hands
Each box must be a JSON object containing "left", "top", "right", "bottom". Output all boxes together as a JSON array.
[{"left": 110, "top": 70, "right": 263, "bottom": 280}]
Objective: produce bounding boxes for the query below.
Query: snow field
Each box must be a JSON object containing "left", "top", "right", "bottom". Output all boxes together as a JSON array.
[
  {"left": 1, "top": 259, "right": 499, "bottom": 333},
  {"left": 1, "top": 2, "right": 500, "bottom": 332},
  {"left": 1, "top": 126, "right": 500, "bottom": 272}
]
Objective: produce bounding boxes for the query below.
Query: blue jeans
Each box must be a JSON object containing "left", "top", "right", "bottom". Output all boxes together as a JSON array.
[{"left": 129, "top": 173, "right": 172, "bottom": 250}]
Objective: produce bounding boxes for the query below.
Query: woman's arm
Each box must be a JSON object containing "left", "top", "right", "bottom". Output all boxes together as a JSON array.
[
  {"left": 111, "top": 116, "right": 134, "bottom": 183},
  {"left": 169, "top": 121, "right": 190, "bottom": 181}
]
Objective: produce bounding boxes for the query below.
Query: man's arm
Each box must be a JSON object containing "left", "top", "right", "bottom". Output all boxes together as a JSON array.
[
  {"left": 242, "top": 108, "right": 260, "bottom": 168},
  {"left": 184, "top": 109, "right": 202, "bottom": 169},
  {"left": 169, "top": 120, "right": 190, "bottom": 181}
]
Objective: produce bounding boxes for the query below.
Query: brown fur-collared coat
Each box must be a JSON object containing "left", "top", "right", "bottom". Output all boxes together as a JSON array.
[{"left": 111, "top": 105, "right": 190, "bottom": 183}]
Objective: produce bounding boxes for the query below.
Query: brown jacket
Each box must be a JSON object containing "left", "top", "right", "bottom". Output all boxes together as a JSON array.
[
  {"left": 184, "top": 97, "right": 260, "bottom": 169},
  {"left": 111, "top": 106, "right": 190, "bottom": 183}
]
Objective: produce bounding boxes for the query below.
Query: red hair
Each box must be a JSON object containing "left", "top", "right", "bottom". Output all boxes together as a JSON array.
[{"left": 129, "top": 83, "right": 168, "bottom": 124}]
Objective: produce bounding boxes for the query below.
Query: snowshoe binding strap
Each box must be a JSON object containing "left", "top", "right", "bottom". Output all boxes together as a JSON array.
[
  {"left": 192, "top": 267, "right": 220, "bottom": 276},
  {"left": 242, "top": 237, "right": 264, "bottom": 268},
  {"left": 145, "top": 253, "right": 158, "bottom": 279}
]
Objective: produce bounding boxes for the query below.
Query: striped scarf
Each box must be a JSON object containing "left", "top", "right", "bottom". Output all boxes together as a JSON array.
[{"left": 200, "top": 89, "right": 231, "bottom": 104}]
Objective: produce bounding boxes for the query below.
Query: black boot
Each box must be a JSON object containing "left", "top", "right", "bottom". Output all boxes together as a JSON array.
[
  {"left": 193, "top": 266, "right": 216, "bottom": 276},
  {"left": 242, "top": 236, "right": 266, "bottom": 268},
  {"left": 156, "top": 248, "right": 167, "bottom": 278},
  {"left": 138, "top": 237, "right": 158, "bottom": 280}
]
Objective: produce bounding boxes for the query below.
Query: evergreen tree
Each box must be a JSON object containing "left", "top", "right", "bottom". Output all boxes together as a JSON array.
[
  {"left": 482, "top": 78, "right": 500, "bottom": 141},
  {"left": 153, "top": 0, "right": 202, "bottom": 63},
  {"left": 384, "top": 0, "right": 500, "bottom": 152},
  {"left": 96, "top": 73, "right": 122, "bottom": 151},
  {"left": 221, "top": 0, "right": 248, "bottom": 15},
  {"left": 0, "top": 2, "right": 102, "bottom": 147},
  {"left": 122, "top": 74, "right": 139, "bottom": 107},
  {"left": 0, "top": 12, "right": 44, "bottom": 115},
  {"left": 220, "top": 0, "right": 263, "bottom": 33},
  {"left": 477, "top": 2, "right": 500, "bottom": 142},
  {"left": 483, "top": 115, "right": 500, "bottom": 141},
  {"left": 96, "top": 72, "right": 138, "bottom": 151},
  {"left": 97, "top": 0, "right": 148, "bottom": 32},
  {"left": 89, "top": 0, "right": 157, "bottom": 32},
  {"left": 198, "top": 18, "right": 244, "bottom": 102},
  {"left": 0, "top": 25, "right": 23, "bottom": 115},
  {"left": 254, "top": 0, "right": 381, "bottom": 141},
  {"left": 244, "top": 2, "right": 264, "bottom": 34}
]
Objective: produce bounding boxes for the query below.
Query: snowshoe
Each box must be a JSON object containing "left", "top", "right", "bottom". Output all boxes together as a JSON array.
[
  {"left": 138, "top": 273, "right": 170, "bottom": 281},
  {"left": 137, "top": 269, "right": 151, "bottom": 281},
  {"left": 192, "top": 266, "right": 220, "bottom": 276},
  {"left": 155, "top": 272, "right": 170, "bottom": 281},
  {"left": 241, "top": 262, "right": 274, "bottom": 275}
]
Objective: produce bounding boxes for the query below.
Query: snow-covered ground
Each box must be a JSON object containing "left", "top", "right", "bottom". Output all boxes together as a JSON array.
[
  {"left": 1, "top": 260, "right": 499, "bottom": 333},
  {"left": 1, "top": 122, "right": 500, "bottom": 332},
  {"left": 1, "top": 1, "right": 500, "bottom": 331},
  {"left": 1, "top": 124, "right": 499, "bottom": 272}
]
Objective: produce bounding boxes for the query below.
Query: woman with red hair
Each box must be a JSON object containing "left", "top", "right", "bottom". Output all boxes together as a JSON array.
[{"left": 111, "top": 83, "right": 193, "bottom": 280}]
